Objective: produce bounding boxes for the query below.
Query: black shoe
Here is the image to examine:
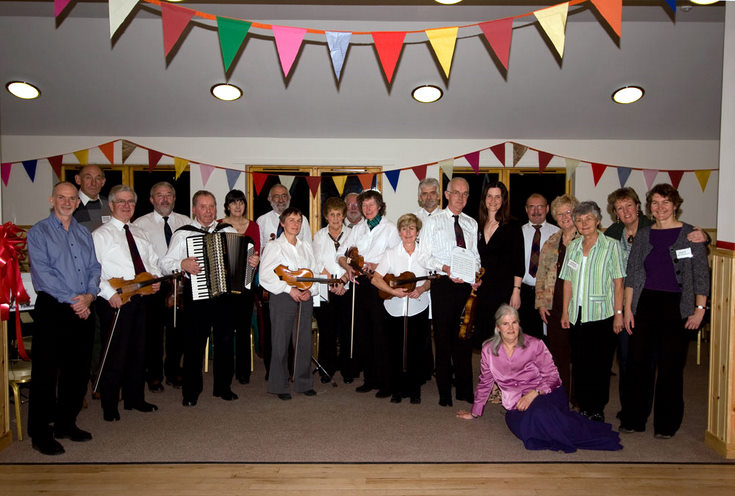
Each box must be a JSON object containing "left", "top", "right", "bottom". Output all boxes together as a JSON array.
[
  {"left": 589, "top": 412, "right": 605, "bottom": 422},
  {"left": 214, "top": 390, "right": 239, "bottom": 401},
  {"left": 375, "top": 389, "right": 391, "bottom": 398},
  {"left": 439, "top": 396, "right": 453, "bottom": 407},
  {"left": 182, "top": 398, "right": 197, "bottom": 407},
  {"left": 654, "top": 433, "right": 673, "bottom": 439},
  {"left": 410, "top": 394, "right": 421, "bottom": 405},
  {"left": 343, "top": 376, "right": 354, "bottom": 384},
  {"left": 124, "top": 401, "right": 158, "bottom": 412},
  {"left": 390, "top": 394, "right": 402, "bottom": 403},
  {"left": 278, "top": 393, "right": 292, "bottom": 401},
  {"left": 237, "top": 376, "right": 250, "bottom": 385},
  {"left": 103, "top": 409, "right": 120, "bottom": 422},
  {"left": 619, "top": 425, "right": 643, "bottom": 434},
  {"left": 148, "top": 381, "right": 164, "bottom": 393},
  {"left": 355, "top": 383, "right": 373, "bottom": 393},
  {"left": 32, "top": 437, "right": 65, "bottom": 456},
  {"left": 165, "top": 377, "right": 183, "bottom": 389},
  {"left": 55, "top": 425, "right": 92, "bottom": 442},
  {"left": 320, "top": 375, "right": 331, "bottom": 384},
  {"left": 303, "top": 389, "right": 317, "bottom": 396}
]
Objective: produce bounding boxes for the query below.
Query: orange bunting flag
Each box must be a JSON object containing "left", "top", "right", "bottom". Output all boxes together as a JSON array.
[
  {"left": 512, "top": 143, "right": 528, "bottom": 166},
  {"left": 305, "top": 176, "right": 322, "bottom": 197},
  {"left": 253, "top": 173, "right": 269, "bottom": 196},
  {"left": 372, "top": 32, "right": 406, "bottom": 84},
  {"left": 591, "top": 163, "right": 608, "bottom": 186},
  {"left": 412, "top": 164, "right": 428, "bottom": 181},
  {"left": 490, "top": 143, "right": 506, "bottom": 166},
  {"left": 148, "top": 150, "right": 163, "bottom": 172},
  {"left": 591, "top": 0, "right": 622, "bottom": 38},
  {"left": 479, "top": 18, "right": 514, "bottom": 71},
  {"left": 332, "top": 175, "right": 347, "bottom": 195},
  {"left": 357, "top": 173, "right": 374, "bottom": 191},
  {"left": 694, "top": 170, "right": 711, "bottom": 192},
  {"left": 122, "top": 140, "right": 136, "bottom": 163},
  {"left": 99, "top": 141, "right": 115, "bottom": 164},
  {"left": 438, "top": 158, "right": 454, "bottom": 178},
  {"left": 73, "top": 149, "right": 89, "bottom": 165},
  {"left": 426, "top": 27, "right": 458, "bottom": 79},
  {"left": 161, "top": 3, "right": 195, "bottom": 58},
  {"left": 534, "top": 2, "right": 569, "bottom": 58},
  {"left": 668, "top": 170, "right": 684, "bottom": 189},
  {"left": 538, "top": 151, "right": 553, "bottom": 173},
  {"left": 48, "top": 155, "right": 63, "bottom": 179},
  {"left": 174, "top": 157, "right": 188, "bottom": 180}
]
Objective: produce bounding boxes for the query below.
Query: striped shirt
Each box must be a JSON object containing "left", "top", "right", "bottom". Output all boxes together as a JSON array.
[{"left": 559, "top": 231, "right": 625, "bottom": 324}]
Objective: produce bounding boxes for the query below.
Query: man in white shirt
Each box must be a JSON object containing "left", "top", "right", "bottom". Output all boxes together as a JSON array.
[
  {"left": 256, "top": 184, "right": 311, "bottom": 248},
  {"left": 520, "top": 193, "right": 560, "bottom": 341},
  {"left": 132, "top": 182, "right": 191, "bottom": 392},
  {"left": 92, "top": 185, "right": 161, "bottom": 422},
  {"left": 414, "top": 177, "right": 440, "bottom": 223},
  {"left": 73, "top": 165, "right": 111, "bottom": 232},
  {"left": 344, "top": 192, "right": 362, "bottom": 228},
  {"left": 420, "top": 177, "right": 481, "bottom": 407}
]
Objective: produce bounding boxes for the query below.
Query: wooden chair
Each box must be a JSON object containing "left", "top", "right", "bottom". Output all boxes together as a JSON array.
[{"left": 8, "top": 359, "right": 32, "bottom": 441}]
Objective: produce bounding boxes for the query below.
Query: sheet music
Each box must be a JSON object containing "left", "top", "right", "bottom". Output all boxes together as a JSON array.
[{"left": 450, "top": 247, "right": 476, "bottom": 284}]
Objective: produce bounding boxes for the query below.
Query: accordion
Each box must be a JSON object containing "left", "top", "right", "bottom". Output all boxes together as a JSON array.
[{"left": 186, "top": 233, "right": 255, "bottom": 301}]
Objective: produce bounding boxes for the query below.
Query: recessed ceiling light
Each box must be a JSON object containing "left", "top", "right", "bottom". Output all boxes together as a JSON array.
[
  {"left": 612, "top": 86, "right": 644, "bottom": 104},
  {"left": 211, "top": 83, "right": 242, "bottom": 101},
  {"left": 690, "top": 0, "right": 719, "bottom": 5},
  {"left": 6, "top": 81, "right": 41, "bottom": 100},
  {"left": 412, "top": 85, "right": 443, "bottom": 103},
  {"left": 434, "top": 0, "right": 463, "bottom": 4}
]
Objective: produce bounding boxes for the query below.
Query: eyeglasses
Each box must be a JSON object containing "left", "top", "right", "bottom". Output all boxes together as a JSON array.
[
  {"left": 271, "top": 194, "right": 289, "bottom": 201},
  {"left": 112, "top": 199, "right": 136, "bottom": 205}
]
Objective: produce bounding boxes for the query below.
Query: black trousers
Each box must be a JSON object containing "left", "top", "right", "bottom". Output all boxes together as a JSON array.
[
  {"left": 431, "top": 277, "right": 473, "bottom": 400},
  {"left": 385, "top": 308, "right": 429, "bottom": 396},
  {"left": 519, "top": 283, "right": 545, "bottom": 341},
  {"left": 181, "top": 294, "right": 219, "bottom": 402},
  {"left": 354, "top": 279, "right": 389, "bottom": 390},
  {"left": 216, "top": 290, "right": 255, "bottom": 383},
  {"left": 313, "top": 289, "right": 353, "bottom": 379},
  {"left": 621, "top": 290, "right": 690, "bottom": 435},
  {"left": 28, "top": 292, "right": 94, "bottom": 439},
  {"left": 569, "top": 315, "right": 616, "bottom": 416},
  {"left": 144, "top": 287, "right": 171, "bottom": 385}
]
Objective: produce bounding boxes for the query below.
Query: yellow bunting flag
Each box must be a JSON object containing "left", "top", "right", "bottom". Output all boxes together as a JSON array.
[
  {"left": 174, "top": 157, "right": 188, "bottom": 180},
  {"left": 565, "top": 158, "right": 579, "bottom": 177},
  {"left": 73, "top": 149, "right": 89, "bottom": 165},
  {"left": 332, "top": 175, "right": 347, "bottom": 196},
  {"left": 426, "top": 27, "right": 459, "bottom": 79},
  {"left": 438, "top": 158, "right": 454, "bottom": 179},
  {"left": 694, "top": 170, "right": 711, "bottom": 192},
  {"left": 534, "top": 2, "right": 569, "bottom": 58}
]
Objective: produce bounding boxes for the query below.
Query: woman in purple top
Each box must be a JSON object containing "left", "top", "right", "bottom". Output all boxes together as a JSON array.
[{"left": 457, "top": 304, "right": 622, "bottom": 453}]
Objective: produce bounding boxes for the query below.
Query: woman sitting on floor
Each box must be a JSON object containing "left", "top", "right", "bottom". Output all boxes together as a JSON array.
[{"left": 457, "top": 304, "right": 623, "bottom": 453}]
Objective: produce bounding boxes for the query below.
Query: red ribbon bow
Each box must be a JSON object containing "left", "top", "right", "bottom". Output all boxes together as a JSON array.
[{"left": 0, "top": 222, "right": 31, "bottom": 360}]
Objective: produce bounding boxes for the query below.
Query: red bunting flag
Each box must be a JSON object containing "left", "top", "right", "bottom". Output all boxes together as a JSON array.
[
  {"left": 48, "top": 155, "right": 63, "bottom": 179},
  {"left": 372, "top": 32, "right": 406, "bottom": 84},
  {"left": 99, "top": 141, "right": 115, "bottom": 164},
  {"left": 538, "top": 151, "right": 553, "bottom": 173},
  {"left": 357, "top": 173, "right": 374, "bottom": 191},
  {"left": 1, "top": 163, "right": 11, "bottom": 187},
  {"left": 591, "top": 163, "right": 608, "bottom": 186},
  {"left": 591, "top": 0, "right": 622, "bottom": 38},
  {"left": 479, "top": 18, "right": 514, "bottom": 71},
  {"left": 490, "top": 143, "right": 505, "bottom": 166},
  {"left": 412, "top": 164, "right": 427, "bottom": 181},
  {"left": 161, "top": 3, "right": 195, "bottom": 57},
  {"left": 464, "top": 151, "right": 480, "bottom": 174},
  {"left": 253, "top": 172, "right": 269, "bottom": 195},
  {"left": 305, "top": 176, "right": 322, "bottom": 197},
  {"left": 148, "top": 150, "right": 163, "bottom": 172},
  {"left": 668, "top": 170, "right": 684, "bottom": 189}
]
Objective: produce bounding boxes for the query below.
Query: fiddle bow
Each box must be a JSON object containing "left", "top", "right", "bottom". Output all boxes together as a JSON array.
[{"left": 458, "top": 268, "right": 485, "bottom": 341}]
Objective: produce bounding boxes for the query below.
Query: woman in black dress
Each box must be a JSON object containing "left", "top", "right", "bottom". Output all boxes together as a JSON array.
[{"left": 473, "top": 180, "right": 525, "bottom": 346}]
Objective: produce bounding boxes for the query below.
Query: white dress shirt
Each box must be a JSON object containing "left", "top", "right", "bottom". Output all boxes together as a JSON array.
[
  {"left": 260, "top": 235, "right": 319, "bottom": 298},
  {"left": 312, "top": 225, "right": 351, "bottom": 302},
  {"left": 521, "top": 220, "right": 560, "bottom": 286},
  {"left": 132, "top": 210, "right": 191, "bottom": 258},
  {"left": 420, "top": 208, "right": 481, "bottom": 276},
  {"left": 92, "top": 217, "right": 161, "bottom": 300},
  {"left": 375, "top": 242, "right": 432, "bottom": 317},
  {"left": 414, "top": 207, "right": 437, "bottom": 225},
  {"left": 256, "top": 210, "right": 311, "bottom": 250},
  {"left": 339, "top": 217, "right": 400, "bottom": 265},
  {"left": 159, "top": 220, "right": 236, "bottom": 275}
]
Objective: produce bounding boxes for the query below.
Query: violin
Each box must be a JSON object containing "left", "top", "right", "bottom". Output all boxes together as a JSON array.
[
  {"left": 108, "top": 272, "right": 184, "bottom": 306},
  {"left": 378, "top": 271, "right": 441, "bottom": 300},
  {"left": 345, "top": 247, "right": 372, "bottom": 277},
  {"left": 458, "top": 268, "right": 485, "bottom": 341},
  {"left": 274, "top": 265, "right": 343, "bottom": 290}
]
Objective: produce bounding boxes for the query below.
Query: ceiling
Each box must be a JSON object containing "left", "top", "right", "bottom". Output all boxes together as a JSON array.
[{"left": 0, "top": 1, "right": 726, "bottom": 140}]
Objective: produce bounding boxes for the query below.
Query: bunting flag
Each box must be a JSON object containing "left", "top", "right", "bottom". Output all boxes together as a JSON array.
[
  {"left": 225, "top": 169, "right": 241, "bottom": 190},
  {"left": 512, "top": 143, "right": 528, "bottom": 166},
  {"left": 109, "top": 0, "right": 139, "bottom": 39},
  {"left": 695, "top": 170, "right": 711, "bottom": 192},
  {"left": 253, "top": 172, "right": 269, "bottom": 195},
  {"left": 122, "top": 140, "right": 136, "bottom": 163},
  {"left": 148, "top": 149, "right": 163, "bottom": 172},
  {"left": 643, "top": 169, "right": 658, "bottom": 190},
  {"left": 48, "top": 155, "right": 63, "bottom": 179},
  {"left": 161, "top": 3, "right": 195, "bottom": 58},
  {"left": 357, "top": 173, "right": 374, "bottom": 190},
  {"left": 332, "top": 175, "right": 347, "bottom": 195},
  {"left": 590, "top": 0, "right": 622, "bottom": 38},
  {"left": 490, "top": 143, "right": 506, "bottom": 166},
  {"left": 591, "top": 163, "right": 607, "bottom": 186},
  {"left": 438, "top": 158, "right": 454, "bottom": 178},
  {"left": 22, "top": 160, "right": 37, "bottom": 182},
  {"left": 372, "top": 31, "right": 406, "bottom": 84},
  {"left": 617, "top": 166, "right": 632, "bottom": 187},
  {"left": 464, "top": 151, "right": 480, "bottom": 174},
  {"left": 534, "top": 2, "right": 569, "bottom": 59},
  {"left": 279, "top": 175, "right": 295, "bottom": 192},
  {"left": 217, "top": 17, "right": 252, "bottom": 73},
  {"left": 273, "top": 25, "right": 307, "bottom": 77},
  {"left": 73, "top": 149, "right": 89, "bottom": 165},
  {"left": 479, "top": 18, "right": 513, "bottom": 71},
  {"left": 325, "top": 31, "right": 351, "bottom": 80},
  {"left": 303, "top": 176, "right": 320, "bottom": 197},
  {"left": 538, "top": 151, "right": 553, "bottom": 173},
  {"left": 174, "top": 157, "right": 188, "bottom": 180},
  {"left": 99, "top": 142, "right": 115, "bottom": 164},
  {"left": 565, "top": 158, "right": 579, "bottom": 177},
  {"left": 384, "top": 169, "right": 401, "bottom": 192},
  {"left": 199, "top": 164, "right": 215, "bottom": 186},
  {"left": 668, "top": 170, "right": 684, "bottom": 189},
  {"left": 1, "top": 163, "right": 11, "bottom": 187},
  {"left": 54, "top": 0, "right": 73, "bottom": 18},
  {"left": 426, "top": 27, "right": 458, "bottom": 79},
  {"left": 665, "top": 0, "right": 676, "bottom": 12},
  {"left": 412, "top": 164, "right": 428, "bottom": 181}
]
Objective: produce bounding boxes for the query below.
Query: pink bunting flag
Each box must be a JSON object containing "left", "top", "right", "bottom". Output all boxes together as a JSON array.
[
  {"left": 199, "top": 164, "right": 215, "bottom": 187},
  {"left": 591, "top": 163, "right": 607, "bottom": 186},
  {"left": 148, "top": 150, "right": 163, "bottom": 172},
  {"left": 464, "top": 151, "right": 480, "bottom": 174},
  {"left": 99, "top": 141, "right": 115, "bottom": 164},
  {"left": 161, "top": 3, "right": 195, "bottom": 57},
  {"left": 305, "top": 176, "right": 322, "bottom": 197},
  {"left": 668, "top": 171, "right": 684, "bottom": 189},
  {"left": 253, "top": 173, "right": 269, "bottom": 196},
  {"left": 272, "top": 25, "right": 307, "bottom": 77},
  {"left": 372, "top": 32, "right": 406, "bottom": 84},
  {"left": 490, "top": 143, "right": 505, "bottom": 166},
  {"left": 412, "top": 164, "right": 427, "bottom": 181},
  {"left": 479, "top": 18, "right": 513, "bottom": 71},
  {"left": 538, "top": 151, "right": 553, "bottom": 173},
  {"left": 358, "top": 173, "right": 374, "bottom": 191},
  {"left": 1, "top": 163, "right": 11, "bottom": 186},
  {"left": 643, "top": 169, "right": 658, "bottom": 190},
  {"left": 55, "top": 0, "right": 73, "bottom": 18},
  {"left": 48, "top": 155, "right": 63, "bottom": 179}
]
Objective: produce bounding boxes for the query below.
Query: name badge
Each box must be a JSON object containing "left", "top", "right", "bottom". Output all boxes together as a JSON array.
[
  {"left": 676, "top": 248, "right": 693, "bottom": 259},
  {"left": 101, "top": 215, "right": 111, "bottom": 224},
  {"left": 566, "top": 259, "right": 579, "bottom": 271}
]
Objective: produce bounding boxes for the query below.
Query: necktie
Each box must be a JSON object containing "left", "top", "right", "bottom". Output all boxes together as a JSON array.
[
  {"left": 529, "top": 225, "right": 542, "bottom": 278},
  {"left": 276, "top": 224, "right": 284, "bottom": 238},
  {"left": 124, "top": 225, "right": 147, "bottom": 275},
  {"left": 453, "top": 215, "right": 466, "bottom": 249},
  {"left": 163, "top": 216, "right": 172, "bottom": 247}
]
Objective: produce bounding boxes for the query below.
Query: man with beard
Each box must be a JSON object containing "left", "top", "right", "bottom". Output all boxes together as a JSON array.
[
  {"left": 415, "top": 178, "right": 440, "bottom": 223},
  {"left": 344, "top": 192, "right": 362, "bottom": 228}
]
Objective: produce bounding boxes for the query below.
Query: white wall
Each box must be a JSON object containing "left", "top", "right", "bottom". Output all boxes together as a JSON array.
[
  {"left": 1, "top": 135, "right": 720, "bottom": 230},
  {"left": 717, "top": 4, "right": 735, "bottom": 246}
]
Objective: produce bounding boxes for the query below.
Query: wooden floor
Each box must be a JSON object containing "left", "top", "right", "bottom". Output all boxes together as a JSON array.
[{"left": 1, "top": 463, "right": 735, "bottom": 495}]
